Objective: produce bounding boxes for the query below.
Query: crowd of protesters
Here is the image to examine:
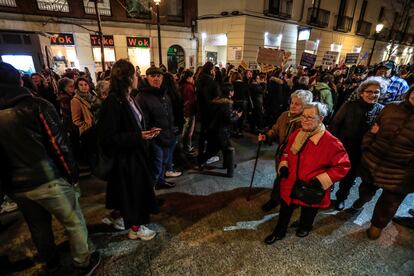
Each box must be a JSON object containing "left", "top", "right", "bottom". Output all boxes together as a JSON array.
[{"left": 0, "top": 57, "right": 414, "bottom": 273}]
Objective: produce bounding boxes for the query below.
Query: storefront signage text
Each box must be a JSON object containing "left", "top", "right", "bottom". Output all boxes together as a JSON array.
[
  {"left": 126, "top": 37, "right": 150, "bottom": 48},
  {"left": 50, "top": 33, "right": 75, "bottom": 46},
  {"left": 90, "top": 35, "right": 114, "bottom": 47}
]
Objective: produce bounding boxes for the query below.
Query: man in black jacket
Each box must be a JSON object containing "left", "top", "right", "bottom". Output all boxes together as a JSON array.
[
  {"left": 0, "top": 62, "right": 100, "bottom": 274},
  {"left": 137, "top": 67, "right": 176, "bottom": 189}
]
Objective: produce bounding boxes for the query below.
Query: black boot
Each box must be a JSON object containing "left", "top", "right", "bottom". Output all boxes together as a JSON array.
[
  {"left": 225, "top": 147, "right": 235, "bottom": 177},
  {"left": 261, "top": 199, "right": 280, "bottom": 212}
]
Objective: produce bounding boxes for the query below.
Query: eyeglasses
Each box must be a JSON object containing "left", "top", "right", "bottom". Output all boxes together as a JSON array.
[
  {"left": 301, "top": 115, "right": 319, "bottom": 121},
  {"left": 363, "top": 90, "right": 380, "bottom": 95}
]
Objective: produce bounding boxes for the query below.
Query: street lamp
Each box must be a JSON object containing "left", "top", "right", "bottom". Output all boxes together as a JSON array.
[
  {"left": 154, "top": 0, "right": 162, "bottom": 66},
  {"left": 368, "top": 23, "right": 384, "bottom": 66}
]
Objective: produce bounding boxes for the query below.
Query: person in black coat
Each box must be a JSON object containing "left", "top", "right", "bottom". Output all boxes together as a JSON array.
[
  {"left": 249, "top": 72, "right": 266, "bottom": 133},
  {"left": 98, "top": 59, "right": 159, "bottom": 240},
  {"left": 329, "top": 77, "right": 385, "bottom": 210},
  {"left": 195, "top": 62, "right": 221, "bottom": 163},
  {"left": 264, "top": 76, "right": 290, "bottom": 127},
  {"left": 199, "top": 83, "right": 242, "bottom": 177},
  {"left": 231, "top": 72, "right": 250, "bottom": 137}
]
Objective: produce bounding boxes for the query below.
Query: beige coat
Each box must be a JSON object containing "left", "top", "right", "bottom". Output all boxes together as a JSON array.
[{"left": 71, "top": 93, "right": 94, "bottom": 135}]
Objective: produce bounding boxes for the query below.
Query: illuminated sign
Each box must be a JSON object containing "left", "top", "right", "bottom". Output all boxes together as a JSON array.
[
  {"left": 126, "top": 37, "right": 150, "bottom": 48},
  {"left": 90, "top": 35, "right": 114, "bottom": 47},
  {"left": 50, "top": 33, "right": 75, "bottom": 45}
]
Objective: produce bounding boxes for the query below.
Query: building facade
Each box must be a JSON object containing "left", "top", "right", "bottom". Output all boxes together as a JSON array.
[
  {"left": 197, "top": 0, "right": 414, "bottom": 68},
  {"left": 0, "top": 0, "right": 198, "bottom": 80}
]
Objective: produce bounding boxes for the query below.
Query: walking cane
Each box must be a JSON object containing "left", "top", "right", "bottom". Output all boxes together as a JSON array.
[{"left": 247, "top": 141, "right": 262, "bottom": 201}]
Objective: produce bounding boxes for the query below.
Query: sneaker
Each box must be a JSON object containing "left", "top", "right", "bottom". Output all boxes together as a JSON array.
[
  {"left": 101, "top": 217, "right": 125, "bottom": 230},
  {"left": 128, "top": 225, "right": 156, "bottom": 241},
  {"left": 0, "top": 200, "right": 18, "bottom": 214},
  {"left": 77, "top": 251, "right": 101, "bottom": 276},
  {"left": 165, "top": 170, "right": 182, "bottom": 178},
  {"left": 206, "top": 156, "right": 219, "bottom": 164}
]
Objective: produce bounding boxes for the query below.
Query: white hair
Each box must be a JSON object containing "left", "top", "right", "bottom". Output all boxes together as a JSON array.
[
  {"left": 291, "top": 90, "right": 313, "bottom": 105},
  {"left": 304, "top": 102, "right": 328, "bottom": 117},
  {"left": 357, "top": 76, "right": 389, "bottom": 95}
]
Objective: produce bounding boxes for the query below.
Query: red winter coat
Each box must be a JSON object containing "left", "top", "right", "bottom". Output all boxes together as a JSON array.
[
  {"left": 180, "top": 82, "right": 196, "bottom": 117},
  {"left": 279, "top": 129, "right": 350, "bottom": 208}
]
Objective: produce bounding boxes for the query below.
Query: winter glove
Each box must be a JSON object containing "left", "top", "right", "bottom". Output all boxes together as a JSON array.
[
  {"left": 310, "top": 178, "right": 324, "bottom": 190},
  {"left": 279, "top": 166, "right": 289, "bottom": 178}
]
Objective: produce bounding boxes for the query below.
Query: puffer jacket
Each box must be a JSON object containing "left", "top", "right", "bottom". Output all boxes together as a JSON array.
[
  {"left": 313, "top": 82, "right": 333, "bottom": 112},
  {"left": 360, "top": 99, "right": 414, "bottom": 193},
  {"left": 329, "top": 98, "right": 383, "bottom": 162},
  {"left": 0, "top": 84, "right": 78, "bottom": 193},
  {"left": 137, "top": 86, "right": 175, "bottom": 147}
]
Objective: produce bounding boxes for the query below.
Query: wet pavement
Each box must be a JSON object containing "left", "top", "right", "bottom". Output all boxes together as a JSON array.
[{"left": 1, "top": 133, "right": 413, "bottom": 275}]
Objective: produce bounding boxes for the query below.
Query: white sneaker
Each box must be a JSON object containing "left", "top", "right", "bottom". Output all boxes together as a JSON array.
[
  {"left": 128, "top": 225, "right": 157, "bottom": 241},
  {"left": 0, "top": 200, "right": 18, "bottom": 214},
  {"left": 165, "top": 170, "right": 182, "bottom": 178},
  {"left": 206, "top": 156, "right": 220, "bottom": 164},
  {"left": 101, "top": 217, "right": 125, "bottom": 230}
]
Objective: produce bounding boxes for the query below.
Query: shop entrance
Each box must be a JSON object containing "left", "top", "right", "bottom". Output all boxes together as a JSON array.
[{"left": 167, "top": 45, "right": 185, "bottom": 73}]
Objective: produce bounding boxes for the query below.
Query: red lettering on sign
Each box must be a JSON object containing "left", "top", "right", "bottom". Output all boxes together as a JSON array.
[
  {"left": 143, "top": 39, "right": 149, "bottom": 47},
  {"left": 66, "top": 36, "right": 72, "bottom": 44},
  {"left": 91, "top": 36, "right": 98, "bottom": 45},
  {"left": 127, "top": 37, "right": 137, "bottom": 47},
  {"left": 108, "top": 38, "right": 114, "bottom": 46}
]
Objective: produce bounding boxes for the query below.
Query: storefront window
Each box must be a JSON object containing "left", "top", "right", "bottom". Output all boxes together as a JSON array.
[
  {"left": 49, "top": 33, "right": 79, "bottom": 74},
  {"left": 36, "top": 0, "right": 69, "bottom": 12},
  {"left": 168, "top": 0, "right": 183, "bottom": 22},
  {"left": 83, "top": 0, "right": 111, "bottom": 16},
  {"left": 1, "top": 55, "right": 35, "bottom": 74},
  {"left": 264, "top": 32, "right": 282, "bottom": 49},
  {"left": 126, "top": 0, "right": 151, "bottom": 19},
  {"left": 167, "top": 45, "right": 185, "bottom": 73},
  {"left": 90, "top": 35, "right": 116, "bottom": 73},
  {"left": 126, "top": 36, "right": 151, "bottom": 74},
  {"left": 201, "top": 33, "right": 227, "bottom": 66}
]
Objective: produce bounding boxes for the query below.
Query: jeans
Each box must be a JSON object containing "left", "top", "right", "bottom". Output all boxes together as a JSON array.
[
  {"left": 10, "top": 178, "right": 91, "bottom": 267},
  {"left": 273, "top": 200, "right": 319, "bottom": 235},
  {"left": 166, "top": 135, "right": 179, "bottom": 172},
  {"left": 182, "top": 116, "right": 195, "bottom": 152},
  {"left": 151, "top": 142, "right": 170, "bottom": 185}
]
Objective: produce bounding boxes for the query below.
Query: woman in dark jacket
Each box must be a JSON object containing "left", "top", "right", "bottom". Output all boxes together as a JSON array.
[
  {"left": 329, "top": 77, "right": 385, "bottom": 210},
  {"left": 264, "top": 76, "right": 290, "bottom": 127},
  {"left": 249, "top": 73, "right": 266, "bottom": 133},
  {"left": 199, "top": 83, "right": 242, "bottom": 177},
  {"left": 352, "top": 86, "right": 414, "bottom": 240},
  {"left": 98, "top": 59, "right": 159, "bottom": 240},
  {"left": 179, "top": 70, "right": 196, "bottom": 154},
  {"left": 231, "top": 72, "right": 249, "bottom": 137}
]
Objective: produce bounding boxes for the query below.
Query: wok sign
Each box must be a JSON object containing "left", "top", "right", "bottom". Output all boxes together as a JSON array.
[
  {"left": 50, "top": 33, "right": 75, "bottom": 45},
  {"left": 126, "top": 37, "right": 150, "bottom": 48},
  {"left": 90, "top": 35, "right": 114, "bottom": 47}
]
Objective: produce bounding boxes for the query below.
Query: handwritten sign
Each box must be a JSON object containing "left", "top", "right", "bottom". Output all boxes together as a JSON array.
[
  {"left": 299, "top": 52, "right": 317, "bottom": 68},
  {"left": 345, "top": 53, "right": 360, "bottom": 65},
  {"left": 322, "top": 51, "right": 339, "bottom": 67},
  {"left": 257, "top": 47, "right": 286, "bottom": 67}
]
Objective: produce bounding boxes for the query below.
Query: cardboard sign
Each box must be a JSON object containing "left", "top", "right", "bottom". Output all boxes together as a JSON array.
[
  {"left": 345, "top": 53, "right": 360, "bottom": 65},
  {"left": 126, "top": 37, "right": 150, "bottom": 48},
  {"left": 299, "top": 52, "right": 317, "bottom": 68},
  {"left": 321, "top": 51, "right": 339, "bottom": 67},
  {"left": 239, "top": 60, "right": 249, "bottom": 70},
  {"left": 249, "top": 61, "right": 258, "bottom": 70},
  {"left": 90, "top": 35, "right": 114, "bottom": 47},
  {"left": 256, "top": 47, "right": 286, "bottom": 67},
  {"left": 50, "top": 33, "right": 75, "bottom": 46},
  {"left": 259, "top": 64, "right": 275, "bottom": 73}
]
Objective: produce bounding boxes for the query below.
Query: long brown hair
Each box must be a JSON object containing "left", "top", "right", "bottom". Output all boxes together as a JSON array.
[{"left": 110, "top": 59, "right": 135, "bottom": 99}]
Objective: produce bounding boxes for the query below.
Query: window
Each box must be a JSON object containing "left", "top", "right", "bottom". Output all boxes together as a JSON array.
[
  {"left": 268, "top": 0, "right": 280, "bottom": 14},
  {"left": 83, "top": 0, "right": 111, "bottom": 16},
  {"left": 0, "top": 0, "right": 17, "bottom": 7},
  {"left": 126, "top": 0, "right": 152, "bottom": 19},
  {"left": 168, "top": 0, "right": 183, "bottom": 22},
  {"left": 298, "top": 28, "right": 311, "bottom": 41},
  {"left": 36, "top": 0, "right": 69, "bottom": 12}
]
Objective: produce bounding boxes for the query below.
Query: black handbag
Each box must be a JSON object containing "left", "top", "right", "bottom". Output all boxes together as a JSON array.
[
  {"left": 290, "top": 144, "right": 325, "bottom": 204},
  {"left": 91, "top": 146, "right": 114, "bottom": 181}
]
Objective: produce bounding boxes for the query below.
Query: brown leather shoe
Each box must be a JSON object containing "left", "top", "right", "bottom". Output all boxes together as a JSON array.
[{"left": 367, "top": 225, "right": 382, "bottom": 240}]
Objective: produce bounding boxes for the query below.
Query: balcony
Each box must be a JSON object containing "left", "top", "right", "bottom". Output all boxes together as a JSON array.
[
  {"left": 0, "top": 0, "right": 16, "bottom": 7},
  {"left": 335, "top": 15, "right": 353, "bottom": 32},
  {"left": 307, "top": 7, "right": 330, "bottom": 28},
  {"left": 356, "top": 20, "right": 372, "bottom": 36},
  {"left": 84, "top": 0, "right": 111, "bottom": 16},
  {"left": 264, "top": 0, "right": 292, "bottom": 19}
]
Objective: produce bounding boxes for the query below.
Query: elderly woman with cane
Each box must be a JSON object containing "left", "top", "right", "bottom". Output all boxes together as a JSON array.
[
  {"left": 258, "top": 90, "right": 313, "bottom": 212},
  {"left": 264, "top": 102, "right": 350, "bottom": 244}
]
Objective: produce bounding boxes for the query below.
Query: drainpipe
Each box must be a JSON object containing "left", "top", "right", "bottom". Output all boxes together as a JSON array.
[{"left": 298, "top": 0, "right": 306, "bottom": 22}]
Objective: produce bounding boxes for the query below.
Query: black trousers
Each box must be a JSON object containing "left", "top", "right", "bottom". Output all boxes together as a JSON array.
[
  {"left": 268, "top": 177, "right": 281, "bottom": 204},
  {"left": 273, "top": 200, "right": 319, "bottom": 235},
  {"left": 355, "top": 181, "right": 407, "bottom": 229},
  {"left": 335, "top": 165, "right": 358, "bottom": 202}
]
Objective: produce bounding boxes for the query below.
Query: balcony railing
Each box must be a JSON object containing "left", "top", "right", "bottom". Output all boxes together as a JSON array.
[
  {"left": 307, "top": 7, "right": 330, "bottom": 28},
  {"left": 356, "top": 20, "right": 372, "bottom": 36},
  {"left": 335, "top": 15, "right": 353, "bottom": 32},
  {"left": 37, "top": 0, "right": 69, "bottom": 12},
  {"left": 84, "top": 0, "right": 111, "bottom": 16},
  {"left": 0, "top": 0, "right": 16, "bottom": 7}
]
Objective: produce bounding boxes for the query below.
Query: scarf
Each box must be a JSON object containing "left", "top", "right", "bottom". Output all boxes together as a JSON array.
[
  {"left": 291, "top": 123, "right": 326, "bottom": 155},
  {"left": 77, "top": 91, "right": 94, "bottom": 104}
]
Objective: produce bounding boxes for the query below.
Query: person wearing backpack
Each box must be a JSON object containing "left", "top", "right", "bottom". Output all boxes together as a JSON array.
[{"left": 312, "top": 73, "right": 334, "bottom": 116}]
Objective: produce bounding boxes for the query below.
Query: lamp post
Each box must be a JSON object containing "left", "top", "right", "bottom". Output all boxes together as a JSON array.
[
  {"left": 368, "top": 23, "right": 384, "bottom": 66},
  {"left": 92, "top": 0, "right": 105, "bottom": 71},
  {"left": 154, "top": 0, "right": 162, "bottom": 66}
]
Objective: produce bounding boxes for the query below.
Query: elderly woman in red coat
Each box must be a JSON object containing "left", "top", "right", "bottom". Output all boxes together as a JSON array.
[{"left": 265, "top": 102, "right": 350, "bottom": 244}]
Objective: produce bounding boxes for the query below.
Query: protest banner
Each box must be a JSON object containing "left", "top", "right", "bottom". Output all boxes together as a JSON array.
[{"left": 299, "top": 52, "right": 317, "bottom": 68}]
